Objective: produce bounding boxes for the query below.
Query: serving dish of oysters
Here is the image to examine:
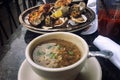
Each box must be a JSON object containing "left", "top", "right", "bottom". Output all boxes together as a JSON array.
[{"left": 19, "top": 0, "right": 95, "bottom": 33}]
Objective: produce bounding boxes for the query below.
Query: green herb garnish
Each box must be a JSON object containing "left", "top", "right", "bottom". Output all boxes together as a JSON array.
[
  {"left": 37, "top": 51, "right": 45, "bottom": 56},
  {"left": 68, "top": 51, "right": 74, "bottom": 55},
  {"left": 49, "top": 52, "right": 56, "bottom": 59},
  {"left": 57, "top": 45, "right": 61, "bottom": 50},
  {"left": 47, "top": 45, "right": 53, "bottom": 49}
]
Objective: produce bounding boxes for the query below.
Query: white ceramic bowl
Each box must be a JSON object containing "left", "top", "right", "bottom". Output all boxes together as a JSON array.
[{"left": 25, "top": 32, "right": 89, "bottom": 80}]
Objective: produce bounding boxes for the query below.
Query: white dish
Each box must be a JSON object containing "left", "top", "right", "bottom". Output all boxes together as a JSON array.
[
  {"left": 18, "top": 57, "right": 102, "bottom": 80},
  {"left": 81, "top": 15, "right": 98, "bottom": 35},
  {"left": 81, "top": 0, "right": 98, "bottom": 35},
  {"left": 19, "top": 1, "right": 95, "bottom": 34}
]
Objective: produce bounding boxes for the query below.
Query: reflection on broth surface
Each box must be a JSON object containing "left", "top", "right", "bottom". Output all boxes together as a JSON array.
[{"left": 32, "top": 39, "right": 81, "bottom": 68}]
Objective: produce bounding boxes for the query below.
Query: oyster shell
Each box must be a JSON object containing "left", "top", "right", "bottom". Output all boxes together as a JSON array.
[
  {"left": 70, "top": 14, "right": 87, "bottom": 24},
  {"left": 70, "top": 2, "right": 86, "bottom": 18},
  {"left": 42, "top": 17, "right": 68, "bottom": 29},
  {"left": 28, "top": 10, "right": 44, "bottom": 26},
  {"left": 28, "top": 4, "right": 53, "bottom": 26},
  {"left": 54, "top": 17, "right": 68, "bottom": 27},
  {"left": 79, "top": 2, "right": 86, "bottom": 11},
  {"left": 54, "top": 0, "right": 72, "bottom": 8}
]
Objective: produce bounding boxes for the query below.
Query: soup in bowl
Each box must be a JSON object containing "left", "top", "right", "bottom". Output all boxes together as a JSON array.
[
  {"left": 33, "top": 39, "right": 82, "bottom": 68},
  {"left": 25, "top": 32, "right": 89, "bottom": 80}
]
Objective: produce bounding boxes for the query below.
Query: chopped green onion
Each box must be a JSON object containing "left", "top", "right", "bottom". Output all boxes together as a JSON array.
[
  {"left": 37, "top": 51, "right": 44, "bottom": 56},
  {"left": 57, "top": 45, "right": 61, "bottom": 50},
  {"left": 68, "top": 51, "right": 74, "bottom": 55},
  {"left": 47, "top": 45, "right": 53, "bottom": 49},
  {"left": 49, "top": 52, "right": 56, "bottom": 59}
]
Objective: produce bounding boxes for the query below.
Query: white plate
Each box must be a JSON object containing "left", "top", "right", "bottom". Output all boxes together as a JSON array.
[
  {"left": 18, "top": 57, "right": 102, "bottom": 80},
  {"left": 19, "top": 2, "right": 95, "bottom": 34},
  {"left": 81, "top": 0, "right": 98, "bottom": 35},
  {"left": 81, "top": 16, "right": 98, "bottom": 35}
]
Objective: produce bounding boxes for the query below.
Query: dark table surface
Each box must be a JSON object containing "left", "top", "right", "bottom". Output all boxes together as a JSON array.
[{"left": 24, "top": 30, "right": 120, "bottom": 80}]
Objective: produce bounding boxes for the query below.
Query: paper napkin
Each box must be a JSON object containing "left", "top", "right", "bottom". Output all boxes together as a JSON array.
[{"left": 93, "top": 35, "right": 120, "bottom": 69}]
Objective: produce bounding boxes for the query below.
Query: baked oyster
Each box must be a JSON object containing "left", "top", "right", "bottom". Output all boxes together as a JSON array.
[
  {"left": 28, "top": 4, "right": 52, "bottom": 26},
  {"left": 54, "top": 0, "right": 72, "bottom": 8},
  {"left": 54, "top": 17, "right": 68, "bottom": 27},
  {"left": 28, "top": 10, "right": 44, "bottom": 26},
  {"left": 69, "top": 2, "right": 87, "bottom": 25},
  {"left": 43, "top": 16, "right": 68, "bottom": 29}
]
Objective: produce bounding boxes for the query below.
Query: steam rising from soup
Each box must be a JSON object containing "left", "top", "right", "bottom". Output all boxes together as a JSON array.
[{"left": 32, "top": 39, "right": 81, "bottom": 68}]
